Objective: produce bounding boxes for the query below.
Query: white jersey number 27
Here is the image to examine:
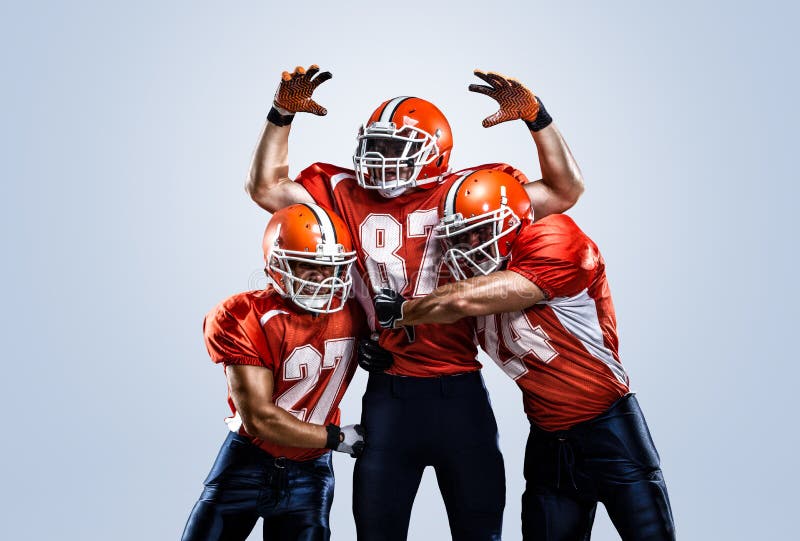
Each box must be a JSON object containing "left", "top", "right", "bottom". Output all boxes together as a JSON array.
[{"left": 274, "top": 337, "right": 355, "bottom": 424}]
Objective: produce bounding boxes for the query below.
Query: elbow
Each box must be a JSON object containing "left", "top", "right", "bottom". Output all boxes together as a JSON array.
[
  {"left": 239, "top": 407, "right": 280, "bottom": 441},
  {"left": 245, "top": 172, "right": 258, "bottom": 199},
  {"left": 245, "top": 168, "right": 264, "bottom": 201},
  {"left": 567, "top": 166, "right": 586, "bottom": 203},
  {"left": 553, "top": 175, "right": 585, "bottom": 214},
  {"left": 246, "top": 174, "right": 275, "bottom": 212},
  {"left": 572, "top": 170, "right": 585, "bottom": 198},
  {"left": 568, "top": 177, "right": 585, "bottom": 207}
]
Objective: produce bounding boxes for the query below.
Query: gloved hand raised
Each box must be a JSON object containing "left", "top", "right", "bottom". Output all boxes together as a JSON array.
[
  {"left": 273, "top": 64, "right": 333, "bottom": 116},
  {"left": 469, "top": 69, "right": 552, "bottom": 131}
]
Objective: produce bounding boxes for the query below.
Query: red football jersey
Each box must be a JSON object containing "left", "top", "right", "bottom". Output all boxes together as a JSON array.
[
  {"left": 204, "top": 288, "right": 368, "bottom": 461},
  {"left": 477, "top": 214, "right": 630, "bottom": 431},
  {"left": 297, "top": 162, "right": 529, "bottom": 377}
]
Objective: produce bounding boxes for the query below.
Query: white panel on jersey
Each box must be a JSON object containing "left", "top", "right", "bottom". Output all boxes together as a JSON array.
[{"left": 546, "top": 289, "right": 629, "bottom": 385}]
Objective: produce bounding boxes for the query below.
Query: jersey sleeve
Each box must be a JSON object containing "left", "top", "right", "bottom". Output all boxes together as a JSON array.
[
  {"left": 295, "top": 163, "right": 338, "bottom": 210},
  {"left": 507, "top": 215, "right": 601, "bottom": 299},
  {"left": 203, "top": 297, "right": 276, "bottom": 370}
]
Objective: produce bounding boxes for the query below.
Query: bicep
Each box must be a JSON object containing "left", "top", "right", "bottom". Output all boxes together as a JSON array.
[
  {"left": 524, "top": 180, "right": 573, "bottom": 221},
  {"left": 226, "top": 364, "right": 276, "bottom": 416}
]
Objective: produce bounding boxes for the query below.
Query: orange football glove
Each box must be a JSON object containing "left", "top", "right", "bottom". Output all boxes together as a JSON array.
[
  {"left": 469, "top": 70, "right": 544, "bottom": 128},
  {"left": 273, "top": 64, "right": 332, "bottom": 115}
]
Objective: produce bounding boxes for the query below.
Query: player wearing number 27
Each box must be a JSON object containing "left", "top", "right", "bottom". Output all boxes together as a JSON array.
[
  {"left": 181, "top": 204, "right": 369, "bottom": 541},
  {"left": 375, "top": 169, "right": 676, "bottom": 540},
  {"left": 247, "top": 64, "right": 584, "bottom": 540}
]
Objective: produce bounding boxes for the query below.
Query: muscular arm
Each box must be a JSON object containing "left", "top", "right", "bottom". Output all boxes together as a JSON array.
[
  {"left": 246, "top": 121, "right": 315, "bottom": 213},
  {"left": 469, "top": 70, "right": 584, "bottom": 219},
  {"left": 245, "top": 65, "right": 332, "bottom": 213},
  {"left": 524, "top": 123, "right": 585, "bottom": 220},
  {"left": 399, "top": 270, "right": 546, "bottom": 326},
  {"left": 226, "top": 364, "right": 327, "bottom": 449}
]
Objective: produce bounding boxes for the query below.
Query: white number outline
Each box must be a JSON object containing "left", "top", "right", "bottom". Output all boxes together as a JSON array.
[
  {"left": 360, "top": 209, "right": 444, "bottom": 298},
  {"left": 406, "top": 208, "right": 443, "bottom": 297},
  {"left": 361, "top": 213, "right": 407, "bottom": 293},
  {"left": 275, "top": 337, "right": 356, "bottom": 422},
  {"left": 477, "top": 311, "right": 559, "bottom": 380}
]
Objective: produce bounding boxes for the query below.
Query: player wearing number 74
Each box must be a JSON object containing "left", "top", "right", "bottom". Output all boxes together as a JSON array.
[{"left": 375, "top": 169, "right": 676, "bottom": 541}]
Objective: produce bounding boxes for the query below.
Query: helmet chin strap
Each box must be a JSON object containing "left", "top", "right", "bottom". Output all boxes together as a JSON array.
[
  {"left": 377, "top": 171, "right": 445, "bottom": 198},
  {"left": 294, "top": 294, "right": 331, "bottom": 310},
  {"left": 377, "top": 185, "right": 411, "bottom": 198}
]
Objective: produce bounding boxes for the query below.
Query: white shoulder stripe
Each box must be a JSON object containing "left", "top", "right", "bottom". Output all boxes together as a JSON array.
[
  {"left": 330, "top": 172, "right": 355, "bottom": 191},
  {"left": 260, "top": 309, "right": 289, "bottom": 326}
]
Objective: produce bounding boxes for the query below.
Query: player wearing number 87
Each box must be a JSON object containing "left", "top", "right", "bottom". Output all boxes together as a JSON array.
[
  {"left": 181, "top": 204, "right": 369, "bottom": 541},
  {"left": 378, "top": 169, "right": 676, "bottom": 540}
]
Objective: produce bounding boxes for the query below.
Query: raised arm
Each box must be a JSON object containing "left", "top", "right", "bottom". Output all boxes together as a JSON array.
[
  {"left": 524, "top": 122, "right": 584, "bottom": 219},
  {"left": 246, "top": 65, "right": 332, "bottom": 213},
  {"left": 375, "top": 270, "right": 545, "bottom": 329},
  {"left": 226, "top": 364, "right": 364, "bottom": 455},
  {"left": 469, "top": 70, "right": 585, "bottom": 219}
]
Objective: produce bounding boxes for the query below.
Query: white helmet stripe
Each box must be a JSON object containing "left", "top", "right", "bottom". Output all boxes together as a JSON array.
[
  {"left": 379, "top": 96, "right": 411, "bottom": 123},
  {"left": 443, "top": 173, "right": 473, "bottom": 217},
  {"left": 305, "top": 203, "right": 337, "bottom": 245}
]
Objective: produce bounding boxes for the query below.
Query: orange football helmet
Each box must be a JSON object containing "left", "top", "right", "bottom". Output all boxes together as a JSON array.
[
  {"left": 353, "top": 97, "right": 453, "bottom": 198},
  {"left": 435, "top": 169, "right": 532, "bottom": 280},
  {"left": 263, "top": 203, "right": 357, "bottom": 313}
]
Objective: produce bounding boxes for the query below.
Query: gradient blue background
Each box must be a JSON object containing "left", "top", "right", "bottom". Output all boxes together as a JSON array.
[{"left": 2, "top": 1, "right": 797, "bottom": 539}]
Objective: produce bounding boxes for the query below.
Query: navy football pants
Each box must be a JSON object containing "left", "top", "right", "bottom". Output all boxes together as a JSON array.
[
  {"left": 181, "top": 432, "right": 334, "bottom": 541},
  {"left": 522, "top": 394, "right": 675, "bottom": 541},
  {"left": 354, "top": 371, "right": 505, "bottom": 541}
]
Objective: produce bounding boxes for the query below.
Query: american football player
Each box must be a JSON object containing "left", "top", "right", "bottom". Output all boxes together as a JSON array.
[
  {"left": 246, "top": 64, "right": 584, "bottom": 541},
  {"left": 375, "top": 169, "right": 676, "bottom": 541},
  {"left": 181, "top": 204, "right": 369, "bottom": 541}
]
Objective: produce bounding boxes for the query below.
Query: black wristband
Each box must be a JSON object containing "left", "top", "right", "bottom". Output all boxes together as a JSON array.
[
  {"left": 524, "top": 97, "right": 553, "bottom": 132},
  {"left": 267, "top": 106, "right": 295, "bottom": 127},
  {"left": 325, "top": 424, "right": 341, "bottom": 450}
]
